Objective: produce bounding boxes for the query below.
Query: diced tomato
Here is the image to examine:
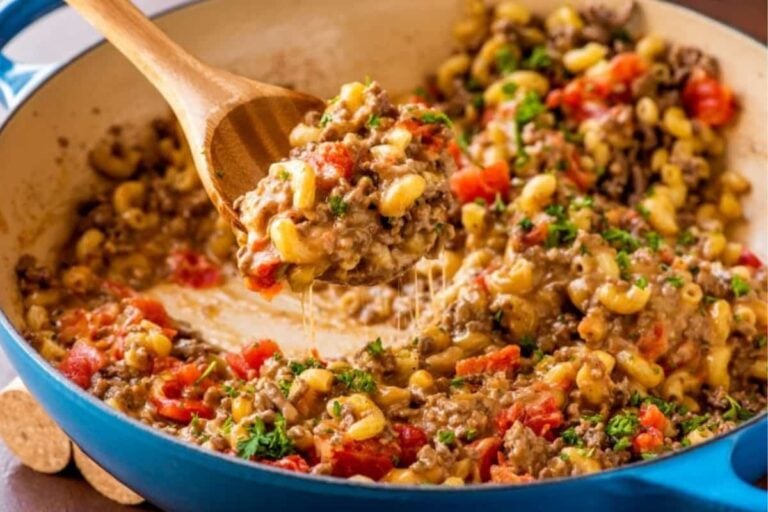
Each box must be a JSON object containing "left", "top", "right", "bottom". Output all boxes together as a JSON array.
[
  {"left": 152, "top": 356, "right": 182, "bottom": 374},
  {"left": 101, "top": 279, "right": 136, "bottom": 299},
  {"left": 167, "top": 248, "right": 222, "bottom": 289},
  {"left": 59, "top": 341, "right": 107, "bottom": 389},
  {"left": 400, "top": 118, "right": 447, "bottom": 153},
  {"left": 260, "top": 454, "right": 311, "bottom": 473},
  {"left": 738, "top": 248, "right": 763, "bottom": 269},
  {"left": 57, "top": 309, "right": 90, "bottom": 343},
  {"left": 632, "top": 426, "right": 664, "bottom": 454},
  {"left": 521, "top": 221, "right": 548, "bottom": 246},
  {"left": 637, "top": 322, "right": 668, "bottom": 362},
  {"left": 449, "top": 161, "right": 510, "bottom": 204},
  {"left": 564, "top": 151, "right": 596, "bottom": 192},
  {"left": 326, "top": 439, "right": 400, "bottom": 480},
  {"left": 455, "top": 345, "right": 520, "bottom": 377},
  {"left": 393, "top": 423, "right": 428, "bottom": 466},
  {"left": 639, "top": 404, "right": 667, "bottom": 431},
  {"left": 682, "top": 69, "right": 735, "bottom": 126},
  {"left": 226, "top": 339, "right": 281, "bottom": 380},
  {"left": 124, "top": 296, "right": 177, "bottom": 339},
  {"left": 154, "top": 397, "right": 214, "bottom": 424},
  {"left": 559, "top": 52, "right": 647, "bottom": 121},
  {"left": 174, "top": 363, "right": 203, "bottom": 387},
  {"left": 468, "top": 437, "right": 502, "bottom": 482},
  {"left": 546, "top": 89, "right": 563, "bottom": 109},
  {"left": 243, "top": 339, "right": 280, "bottom": 371},
  {"left": 244, "top": 248, "right": 284, "bottom": 299},
  {"left": 495, "top": 395, "right": 563, "bottom": 440},
  {"left": 447, "top": 140, "right": 463, "bottom": 168},
  {"left": 489, "top": 465, "right": 534, "bottom": 484},
  {"left": 149, "top": 372, "right": 213, "bottom": 424},
  {"left": 226, "top": 353, "right": 252, "bottom": 380},
  {"left": 124, "top": 297, "right": 171, "bottom": 328},
  {"left": 608, "top": 53, "right": 647, "bottom": 86},
  {"left": 311, "top": 142, "right": 354, "bottom": 189}
]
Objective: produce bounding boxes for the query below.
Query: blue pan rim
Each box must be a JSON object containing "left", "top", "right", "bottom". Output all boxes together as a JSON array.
[{"left": 0, "top": 0, "right": 765, "bottom": 496}]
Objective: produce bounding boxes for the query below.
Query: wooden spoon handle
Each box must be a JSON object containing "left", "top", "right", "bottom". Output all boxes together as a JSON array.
[{"left": 63, "top": 0, "right": 236, "bottom": 125}]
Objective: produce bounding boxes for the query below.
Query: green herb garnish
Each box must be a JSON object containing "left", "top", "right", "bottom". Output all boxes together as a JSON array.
[
  {"left": 366, "top": 114, "right": 381, "bottom": 129},
  {"left": 525, "top": 46, "right": 552, "bottom": 70},
  {"left": 365, "top": 337, "right": 385, "bottom": 358},
  {"left": 495, "top": 45, "right": 518, "bottom": 75},
  {"left": 236, "top": 414, "right": 294, "bottom": 460},
  {"left": 420, "top": 111, "right": 453, "bottom": 127},
  {"left": 731, "top": 275, "right": 750, "bottom": 297},
  {"left": 602, "top": 228, "right": 640, "bottom": 253},
  {"left": 329, "top": 195, "right": 349, "bottom": 217},
  {"left": 337, "top": 369, "right": 377, "bottom": 393},
  {"left": 665, "top": 275, "right": 684, "bottom": 288},
  {"left": 437, "top": 430, "right": 456, "bottom": 445},
  {"left": 561, "top": 427, "right": 585, "bottom": 447}
]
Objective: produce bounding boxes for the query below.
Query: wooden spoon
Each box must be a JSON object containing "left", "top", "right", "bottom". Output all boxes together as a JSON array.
[{"left": 65, "top": 0, "right": 325, "bottom": 226}]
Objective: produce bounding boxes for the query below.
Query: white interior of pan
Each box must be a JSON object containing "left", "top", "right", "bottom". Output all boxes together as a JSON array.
[{"left": 0, "top": 0, "right": 765, "bottom": 358}]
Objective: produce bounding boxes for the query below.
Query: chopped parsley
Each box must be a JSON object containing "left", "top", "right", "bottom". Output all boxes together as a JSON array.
[
  {"left": 636, "top": 203, "right": 650, "bottom": 220},
  {"left": 450, "top": 377, "right": 465, "bottom": 388},
  {"left": 492, "top": 195, "right": 507, "bottom": 214},
  {"left": 236, "top": 414, "right": 294, "bottom": 460},
  {"left": 561, "top": 427, "right": 585, "bottom": 447},
  {"left": 602, "top": 228, "right": 640, "bottom": 253},
  {"left": 277, "top": 379, "right": 292, "bottom": 397},
  {"left": 465, "top": 429, "right": 478, "bottom": 441},
  {"left": 635, "top": 276, "right": 649, "bottom": 290},
  {"left": 518, "top": 217, "right": 534, "bottom": 232},
  {"left": 337, "top": 368, "right": 377, "bottom": 393},
  {"left": 365, "top": 337, "right": 385, "bottom": 358},
  {"left": 582, "top": 413, "right": 603, "bottom": 424},
  {"left": 571, "top": 196, "right": 594, "bottom": 210},
  {"left": 515, "top": 90, "right": 546, "bottom": 125},
  {"left": 222, "top": 383, "right": 239, "bottom": 398},
  {"left": 195, "top": 360, "right": 217, "bottom": 385},
  {"left": 723, "top": 395, "right": 753, "bottom": 422},
  {"left": 332, "top": 400, "right": 342, "bottom": 418},
  {"left": 457, "top": 131, "right": 472, "bottom": 152},
  {"left": 665, "top": 275, "right": 684, "bottom": 288},
  {"left": 319, "top": 112, "right": 332, "bottom": 127},
  {"left": 544, "top": 203, "right": 577, "bottom": 248},
  {"left": 640, "top": 453, "right": 659, "bottom": 461},
  {"left": 606, "top": 412, "right": 639, "bottom": 441},
  {"left": 646, "top": 231, "right": 662, "bottom": 251},
  {"left": 495, "top": 45, "right": 518, "bottom": 75},
  {"left": 288, "top": 357, "right": 322, "bottom": 376},
  {"left": 731, "top": 275, "right": 750, "bottom": 297},
  {"left": 437, "top": 430, "right": 456, "bottom": 445},
  {"left": 525, "top": 46, "right": 552, "bottom": 70},
  {"left": 518, "top": 334, "right": 537, "bottom": 357},
  {"left": 420, "top": 111, "right": 453, "bottom": 127},
  {"left": 680, "top": 414, "right": 710, "bottom": 435},
  {"left": 629, "top": 392, "right": 678, "bottom": 417},
  {"left": 220, "top": 415, "right": 234, "bottom": 435},
  {"left": 616, "top": 251, "right": 631, "bottom": 279},
  {"left": 366, "top": 114, "right": 381, "bottom": 129},
  {"left": 613, "top": 437, "right": 632, "bottom": 451},
  {"left": 502, "top": 81, "right": 519, "bottom": 97},
  {"left": 677, "top": 230, "right": 697, "bottom": 246},
  {"left": 328, "top": 195, "right": 349, "bottom": 217},
  {"left": 277, "top": 168, "right": 291, "bottom": 181}
]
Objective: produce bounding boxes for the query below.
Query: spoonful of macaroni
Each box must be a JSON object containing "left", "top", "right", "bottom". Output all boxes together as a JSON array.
[{"left": 65, "top": 0, "right": 457, "bottom": 295}]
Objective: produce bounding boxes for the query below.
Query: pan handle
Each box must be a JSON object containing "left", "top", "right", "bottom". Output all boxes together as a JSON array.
[
  {"left": 629, "top": 416, "right": 767, "bottom": 511},
  {"left": 0, "top": 0, "right": 62, "bottom": 110}
]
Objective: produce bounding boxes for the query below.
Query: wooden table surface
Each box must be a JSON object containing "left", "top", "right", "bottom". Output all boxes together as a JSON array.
[{"left": 0, "top": 1, "right": 764, "bottom": 511}]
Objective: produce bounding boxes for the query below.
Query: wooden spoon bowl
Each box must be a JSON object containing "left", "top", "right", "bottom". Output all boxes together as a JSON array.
[{"left": 65, "top": 0, "right": 325, "bottom": 228}]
